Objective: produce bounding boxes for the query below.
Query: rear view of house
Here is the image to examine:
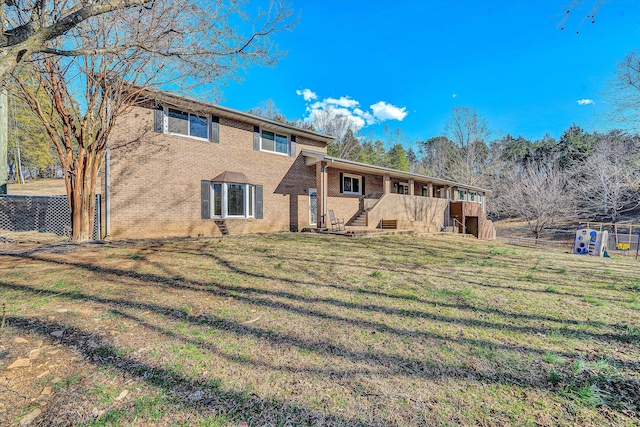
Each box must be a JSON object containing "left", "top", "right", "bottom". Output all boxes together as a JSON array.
[{"left": 102, "top": 90, "right": 495, "bottom": 239}]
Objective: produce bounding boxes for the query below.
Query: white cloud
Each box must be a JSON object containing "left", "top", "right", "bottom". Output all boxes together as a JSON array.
[
  {"left": 452, "top": 93, "right": 458, "bottom": 98},
  {"left": 300, "top": 92, "right": 407, "bottom": 131},
  {"left": 323, "top": 96, "right": 359, "bottom": 108},
  {"left": 576, "top": 99, "right": 595, "bottom": 105},
  {"left": 370, "top": 101, "right": 408, "bottom": 121},
  {"left": 296, "top": 88, "right": 318, "bottom": 102}
]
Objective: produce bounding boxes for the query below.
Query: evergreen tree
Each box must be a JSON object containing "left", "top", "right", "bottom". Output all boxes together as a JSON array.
[
  {"left": 359, "top": 137, "right": 387, "bottom": 166},
  {"left": 406, "top": 147, "right": 419, "bottom": 173},
  {"left": 385, "top": 143, "right": 409, "bottom": 171},
  {"left": 557, "top": 125, "right": 596, "bottom": 169}
]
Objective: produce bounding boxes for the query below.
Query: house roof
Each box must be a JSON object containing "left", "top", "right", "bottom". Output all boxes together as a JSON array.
[
  {"left": 301, "top": 149, "right": 491, "bottom": 193},
  {"left": 136, "top": 87, "right": 336, "bottom": 144},
  {"left": 211, "top": 171, "right": 254, "bottom": 185}
]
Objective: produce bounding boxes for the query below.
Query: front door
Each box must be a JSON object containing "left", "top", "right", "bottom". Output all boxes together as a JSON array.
[{"left": 309, "top": 188, "right": 317, "bottom": 226}]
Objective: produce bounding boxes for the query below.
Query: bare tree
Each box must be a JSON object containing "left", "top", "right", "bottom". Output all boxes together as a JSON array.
[
  {"left": 418, "top": 135, "right": 455, "bottom": 178},
  {"left": 605, "top": 50, "right": 640, "bottom": 131},
  {"left": 0, "top": 0, "right": 159, "bottom": 79},
  {"left": 249, "top": 99, "right": 284, "bottom": 121},
  {"left": 571, "top": 132, "right": 640, "bottom": 222},
  {"left": 493, "top": 162, "right": 576, "bottom": 240},
  {"left": 445, "top": 106, "right": 489, "bottom": 185},
  {"left": 10, "top": 0, "right": 294, "bottom": 241},
  {"left": 311, "top": 109, "right": 360, "bottom": 160}
]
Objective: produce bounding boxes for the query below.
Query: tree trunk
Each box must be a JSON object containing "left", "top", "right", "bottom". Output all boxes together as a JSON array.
[{"left": 66, "top": 151, "right": 100, "bottom": 242}]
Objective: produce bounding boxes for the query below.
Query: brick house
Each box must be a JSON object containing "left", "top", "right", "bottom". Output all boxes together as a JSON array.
[{"left": 101, "top": 90, "right": 495, "bottom": 239}]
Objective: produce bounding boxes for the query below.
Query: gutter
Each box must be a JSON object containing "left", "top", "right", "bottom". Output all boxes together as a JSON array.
[{"left": 301, "top": 149, "right": 491, "bottom": 194}]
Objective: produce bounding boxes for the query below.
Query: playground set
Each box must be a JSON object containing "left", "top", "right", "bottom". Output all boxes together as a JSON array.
[{"left": 573, "top": 222, "right": 640, "bottom": 259}]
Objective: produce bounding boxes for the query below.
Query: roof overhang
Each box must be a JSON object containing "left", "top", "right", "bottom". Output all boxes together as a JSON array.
[
  {"left": 134, "top": 87, "right": 336, "bottom": 145},
  {"left": 211, "top": 171, "right": 254, "bottom": 185},
  {"left": 302, "top": 149, "right": 491, "bottom": 193}
]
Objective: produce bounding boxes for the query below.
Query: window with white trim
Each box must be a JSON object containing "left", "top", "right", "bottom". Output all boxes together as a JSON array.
[
  {"left": 211, "top": 183, "right": 255, "bottom": 218},
  {"left": 459, "top": 189, "right": 467, "bottom": 201},
  {"left": 398, "top": 182, "right": 409, "bottom": 195},
  {"left": 342, "top": 173, "right": 361, "bottom": 195},
  {"left": 166, "top": 107, "right": 209, "bottom": 140},
  {"left": 261, "top": 130, "right": 289, "bottom": 155}
]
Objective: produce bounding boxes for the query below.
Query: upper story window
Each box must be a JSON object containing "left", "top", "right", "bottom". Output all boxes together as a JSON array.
[
  {"left": 422, "top": 186, "right": 429, "bottom": 197},
  {"left": 398, "top": 182, "right": 409, "bottom": 195},
  {"left": 167, "top": 108, "right": 209, "bottom": 140},
  {"left": 261, "top": 130, "right": 289, "bottom": 155},
  {"left": 459, "top": 189, "right": 467, "bottom": 201}
]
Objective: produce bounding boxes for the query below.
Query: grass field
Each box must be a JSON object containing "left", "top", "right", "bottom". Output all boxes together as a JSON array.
[{"left": 1, "top": 233, "right": 639, "bottom": 426}]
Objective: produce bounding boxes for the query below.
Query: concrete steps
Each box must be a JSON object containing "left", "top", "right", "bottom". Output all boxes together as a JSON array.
[{"left": 348, "top": 211, "right": 368, "bottom": 227}]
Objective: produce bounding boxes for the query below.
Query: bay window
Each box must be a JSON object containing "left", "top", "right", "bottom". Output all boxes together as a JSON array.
[{"left": 211, "top": 183, "right": 255, "bottom": 218}]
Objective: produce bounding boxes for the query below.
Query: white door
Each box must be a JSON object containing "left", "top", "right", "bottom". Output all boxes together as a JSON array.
[{"left": 309, "top": 188, "right": 317, "bottom": 226}]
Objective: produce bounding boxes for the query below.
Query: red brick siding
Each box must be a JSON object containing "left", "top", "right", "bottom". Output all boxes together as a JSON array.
[{"left": 106, "top": 103, "right": 326, "bottom": 238}]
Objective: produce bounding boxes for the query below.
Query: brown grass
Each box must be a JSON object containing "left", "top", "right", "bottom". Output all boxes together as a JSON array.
[
  {"left": 1, "top": 233, "right": 639, "bottom": 426},
  {"left": 6, "top": 178, "right": 66, "bottom": 196}
]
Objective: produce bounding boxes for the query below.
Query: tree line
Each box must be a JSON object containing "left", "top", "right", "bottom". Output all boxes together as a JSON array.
[{"left": 251, "top": 94, "right": 640, "bottom": 237}]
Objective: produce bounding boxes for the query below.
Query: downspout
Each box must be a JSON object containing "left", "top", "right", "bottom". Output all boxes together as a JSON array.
[
  {"left": 0, "top": 6, "right": 7, "bottom": 194},
  {"left": 0, "top": 87, "right": 7, "bottom": 194},
  {"left": 104, "top": 96, "right": 112, "bottom": 237},
  {"left": 322, "top": 163, "right": 328, "bottom": 228},
  {"left": 104, "top": 144, "right": 110, "bottom": 237}
]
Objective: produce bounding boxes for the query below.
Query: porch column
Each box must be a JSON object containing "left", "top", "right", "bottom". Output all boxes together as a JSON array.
[
  {"left": 408, "top": 179, "right": 414, "bottom": 195},
  {"left": 428, "top": 183, "right": 433, "bottom": 198},
  {"left": 383, "top": 173, "right": 391, "bottom": 194},
  {"left": 451, "top": 186, "right": 457, "bottom": 201},
  {"left": 316, "top": 162, "right": 328, "bottom": 228}
]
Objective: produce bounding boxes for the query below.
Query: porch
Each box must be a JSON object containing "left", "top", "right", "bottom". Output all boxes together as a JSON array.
[{"left": 301, "top": 149, "right": 495, "bottom": 239}]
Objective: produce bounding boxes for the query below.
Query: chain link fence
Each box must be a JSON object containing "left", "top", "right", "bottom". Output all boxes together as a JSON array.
[{"left": 0, "top": 195, "right": 101, "bottom": 240}]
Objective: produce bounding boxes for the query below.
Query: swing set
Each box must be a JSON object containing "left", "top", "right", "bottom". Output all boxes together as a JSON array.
[{"left": 579, "top": 222, "right": 640, "bottom": 260}]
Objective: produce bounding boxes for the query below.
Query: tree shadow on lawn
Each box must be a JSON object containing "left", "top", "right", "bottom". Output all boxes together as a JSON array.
[
  {"left": 6, "top": 316, "right": 374, "bottom": 427},
  {"left": 126, "top": 244, "right": 636, "bottom": 332},
  {"left": 1, "top": 250, "right": 635, "bottom": 346},
  {"left": 5, "top": 246, "right": 628, "bottom": 342},
  {"left": 146, "top": 241, "right": 635, "bottom": 306},
  {"left": 4, "top": 280, "right": 639, "bottom": 384}
]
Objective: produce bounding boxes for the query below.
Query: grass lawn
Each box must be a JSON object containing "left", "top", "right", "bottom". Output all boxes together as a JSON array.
[{"left": 1, "top": 233, "right": 639, "bottom": 426}]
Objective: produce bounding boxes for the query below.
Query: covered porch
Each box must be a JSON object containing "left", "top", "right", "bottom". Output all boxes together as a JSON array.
[{"left": 301, "top": 149, "right": 494, "bottom": 239}]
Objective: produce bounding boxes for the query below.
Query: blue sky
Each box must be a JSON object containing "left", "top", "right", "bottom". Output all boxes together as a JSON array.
[{"left": 211, "top": 0, "right": 640, "bottom": 149}]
